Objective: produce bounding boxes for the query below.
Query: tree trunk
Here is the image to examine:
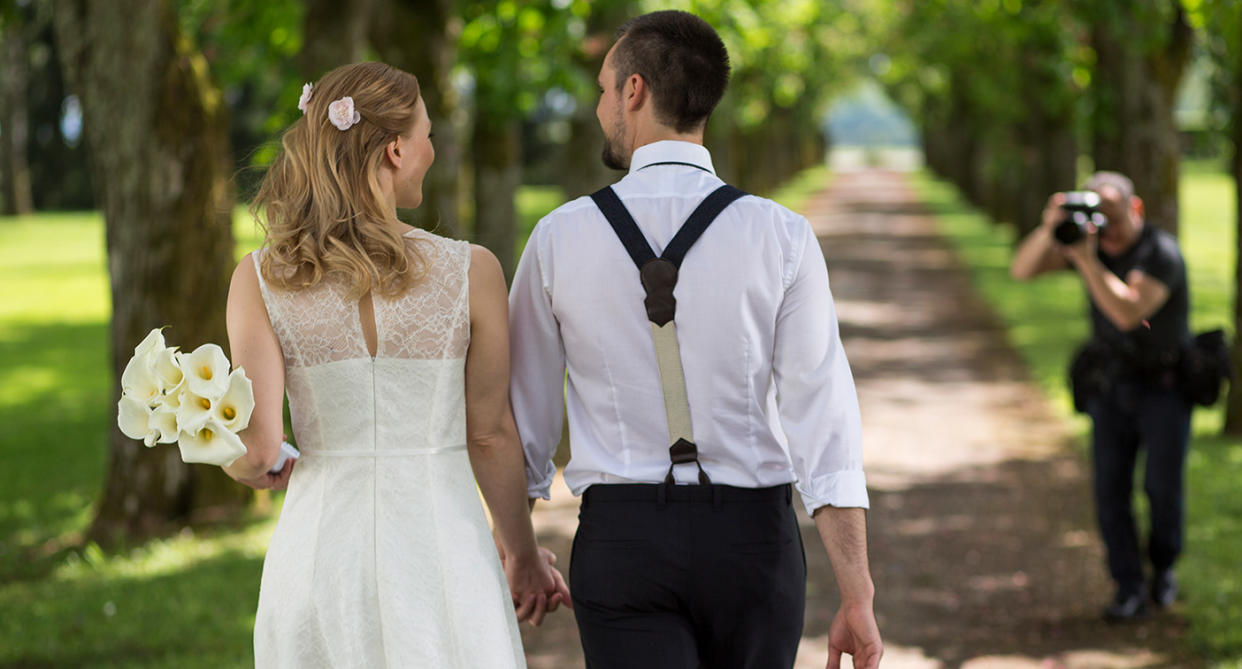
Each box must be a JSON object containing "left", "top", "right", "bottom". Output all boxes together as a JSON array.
[
  {"left": 1223, "top": 58, "right": 1242, "bottom": 434},
  {"left": 945, "top": 79, "right": 982, "bottom": 207},
  {"left": 561, "top": 106, "right": 614, "bottom": 200},
  {"left": 369, "top": 0, "right": 463, "bottom": 238},
  {"left": 53, "top": 0, "right": 249, "bottom": 545},
  {"left": 1011, "top": 27, "right": 1080, "bottom": 237},
  {"left": 1089, "top": 4, "right": 1192, "bottom": 236},
  {"left": 25, "top": 16, "right": 95, "bottom": 210},
  {"left": 921, "top": 115, "right": 950, "bottom": 182},
  {"left": 1, "top": 21, "right": 35, "bottom": 216},
  {"left": 706, "top": 118, "right": 738, "bottom": 186},
  {"left": 560, "top": 0, "right": 636, "bottom": 199},
  {"left": 472, "top": 118, "right": 521, "bottom": 281},
  {"left": 298, "top": 0, "right": 372, "bottom": 79},
  {"left": 1014, "top": 121, "right": 1078, "bottom": 237}
]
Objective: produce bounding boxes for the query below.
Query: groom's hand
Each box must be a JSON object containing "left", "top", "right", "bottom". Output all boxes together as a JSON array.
[
  {"left": 827, "top": 601, "right": 883, "bottom": 669},
  {"left": 538, "top": 547, "right": 572, "bottom": 613}
]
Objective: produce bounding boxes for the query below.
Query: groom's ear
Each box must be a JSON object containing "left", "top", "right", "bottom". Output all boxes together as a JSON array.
[{"left": 626, "top": 73, "right": 648, "bottom": 112}]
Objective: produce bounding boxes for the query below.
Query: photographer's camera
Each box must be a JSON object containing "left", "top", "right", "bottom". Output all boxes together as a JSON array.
[{"left": 1053, "top": 191, "right": 1108, "bottom": 245}]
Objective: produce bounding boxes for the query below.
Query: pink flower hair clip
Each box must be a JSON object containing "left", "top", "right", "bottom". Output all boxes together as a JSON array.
[
  {"left": 297, "top": 83, "right": 313, "bottom": 114},
  {"left": 328, "top": 96, "right": 361, "bottom": 131}
]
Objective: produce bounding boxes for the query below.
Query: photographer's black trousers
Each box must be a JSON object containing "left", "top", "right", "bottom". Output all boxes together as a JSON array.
[
  {"left": 569, "top": 483, "right": 806, "bottom": 669},
  {"left": 1087, "top": 380, "right": 1192, "bottom": 594}
]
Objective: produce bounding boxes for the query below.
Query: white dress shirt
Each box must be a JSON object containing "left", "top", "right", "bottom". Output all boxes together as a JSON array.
[{"left": 509, "top": 140, "right": 868, "bottom": 514}]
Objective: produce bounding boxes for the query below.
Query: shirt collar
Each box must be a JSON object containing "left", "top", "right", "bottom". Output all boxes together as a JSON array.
[{"left": 628, "top": 140, "right": 717, "bottom": 176}]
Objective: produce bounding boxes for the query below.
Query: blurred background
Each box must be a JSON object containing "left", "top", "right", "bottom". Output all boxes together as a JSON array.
[{"left": 1, "top": 0, "right": 1240, "bottom": 667}]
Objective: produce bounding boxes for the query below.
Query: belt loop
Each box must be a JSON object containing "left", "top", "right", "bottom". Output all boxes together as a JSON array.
[
  {"left": 785, "top": 484, "right": 792, "bottom": 506},
  {"left": 712, "top": 484, "right": 722, "bottom": 510},
  {"left": 581, "top": 488, "right": 591, "bottom": 511},
  {"left": 657, "top": 481, "right": 668, "bottom": 507}
]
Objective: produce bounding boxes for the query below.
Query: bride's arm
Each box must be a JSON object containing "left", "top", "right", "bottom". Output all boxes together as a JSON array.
[
  {"left": 223, "top": 253, "right": 286, "bottom": 483},
  {"left": 464, "top": 244, "right": 558, "bottom": 622}
]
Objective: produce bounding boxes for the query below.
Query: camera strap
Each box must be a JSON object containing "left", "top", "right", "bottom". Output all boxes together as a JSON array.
[{"left": 590, "top": 183, "right": 747, "bottom": 485}]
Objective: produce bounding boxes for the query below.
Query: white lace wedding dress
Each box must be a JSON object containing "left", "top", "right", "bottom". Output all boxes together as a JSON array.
[{"left": 250, "top": 229, "right": 525, "bottom": 668}]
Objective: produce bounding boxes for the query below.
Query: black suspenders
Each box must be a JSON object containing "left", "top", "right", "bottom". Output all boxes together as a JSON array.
[{"left": 589, "top": 183, "right": 748, "bottom": 485}]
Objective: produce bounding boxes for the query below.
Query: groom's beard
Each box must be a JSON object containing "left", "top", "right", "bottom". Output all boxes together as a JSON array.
[{"left": 601, "top": 118, "right": 629, "bottom": 171}]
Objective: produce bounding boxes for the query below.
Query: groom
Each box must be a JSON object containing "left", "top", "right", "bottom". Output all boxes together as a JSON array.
[{"left": 510, "top": 10, "right": 882, "bottom": 669}]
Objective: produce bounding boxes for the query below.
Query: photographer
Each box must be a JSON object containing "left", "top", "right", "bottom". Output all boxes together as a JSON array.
[{"left": 1010, "top": 171, "right": 1191, "bottom": 621}]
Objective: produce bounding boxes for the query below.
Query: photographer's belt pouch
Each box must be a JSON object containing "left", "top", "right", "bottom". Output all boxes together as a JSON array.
[
  {"left": 1069, "top": 340, "right": 1115, "bottom": 413},
  {"left": 1180, "top": 329, "right": 1232, "bottom": 406},
  {"left": 590, "top": 184, "right": 746, "bottom": 485}
]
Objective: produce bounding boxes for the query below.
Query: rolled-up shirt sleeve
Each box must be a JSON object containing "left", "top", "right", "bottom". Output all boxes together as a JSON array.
[
  {"left": 508, "top": 219, "right": 566, "bottom": 500},
  {"left": 774, "top": 219, "right": 869, "bottom": 514}
]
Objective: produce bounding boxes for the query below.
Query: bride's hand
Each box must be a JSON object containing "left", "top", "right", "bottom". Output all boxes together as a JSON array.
[
  {"left": 232, "top": 457, "right": 295, "bottom": 490},
  {"left": 505, "top": 547, "right": 558, "bottom": 626}
]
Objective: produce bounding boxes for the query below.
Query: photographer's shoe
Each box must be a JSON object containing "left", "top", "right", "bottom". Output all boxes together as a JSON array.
[
  {"left": 1104, "top": 588, "right": 1147, "bottom": 622},
  {"left": 1151, "top": 569, "right": 1178, "bottom": 608}
]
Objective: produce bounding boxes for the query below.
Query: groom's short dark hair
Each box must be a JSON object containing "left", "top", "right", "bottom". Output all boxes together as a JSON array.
[{"left": 613, "top": 11, "right": 730, "bottom": 134}]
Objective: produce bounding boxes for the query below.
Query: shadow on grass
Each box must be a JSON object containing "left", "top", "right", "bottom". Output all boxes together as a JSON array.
[
  {"left": 0, "top": 321, "right": 111, "bottom": 580},
  {"left": 0, "top": 545, "right": 264, "bottom": 668},
  {"left": 1181, "top": 435, "right": 1242, "bottom": 659},
  {"left": 0, "top": 319, "right": 289, "bottom": 585}
]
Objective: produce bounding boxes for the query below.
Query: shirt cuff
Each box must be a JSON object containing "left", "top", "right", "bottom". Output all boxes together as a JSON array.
[
  {"left": 526, "top": 464, "right": 555, "bottom": 502},
  {"left": 796, "top": 469, "right": 870, "bottom": 515}
]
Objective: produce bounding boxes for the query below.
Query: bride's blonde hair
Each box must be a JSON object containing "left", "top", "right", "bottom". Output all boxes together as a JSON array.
[{"left": 254, "top": 62, "right": 427, "bottom": 299}]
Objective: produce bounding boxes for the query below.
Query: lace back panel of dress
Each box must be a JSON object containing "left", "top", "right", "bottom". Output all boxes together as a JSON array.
[{"left": 252, "top": 231, "right": 471, "bottom": 368}]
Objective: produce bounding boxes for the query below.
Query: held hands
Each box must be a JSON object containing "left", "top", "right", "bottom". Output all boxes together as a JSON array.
[
  {"left": 827, "top": 601, "right": 883, "bottom": 669},
  {"left": 498, "top": 542, "right": 572, "bottom": 626}
]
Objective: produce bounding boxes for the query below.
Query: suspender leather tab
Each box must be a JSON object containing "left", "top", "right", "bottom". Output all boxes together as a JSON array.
[{"left": 669, "top": 438, "right": 699, "bottom": 465}]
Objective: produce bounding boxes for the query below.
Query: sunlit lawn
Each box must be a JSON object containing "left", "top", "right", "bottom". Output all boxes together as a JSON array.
[
  {"left": 0, "top": 171, "right": 827, "bottom": 667},
  {"left": 914, "top": 162, "right": 1242, "bottom": 663}
]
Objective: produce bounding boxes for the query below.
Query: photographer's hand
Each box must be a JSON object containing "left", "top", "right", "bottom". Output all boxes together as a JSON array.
[
  {"left": 1011, "top": 193, "right": 1071, "bottom": 280},
  {"left": 1061, "top": 222, "right": 1099, "bottom": 271},
  {"left": 1040, "top": 192, "right": 1067, "bottom": 230}
]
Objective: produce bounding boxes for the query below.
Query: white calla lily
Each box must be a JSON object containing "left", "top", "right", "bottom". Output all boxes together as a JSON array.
[
  {"left": 214, "top": 368, "right": 255, "bottom": 432},
  {"left": 153, "top": 346, "right": 183, "bottom": 390},
  {"left": 178, "top": 420, "right": 247, "bottom": 467},
  {"left": 160, "top": 381, "right": 185, "bottom": 410},
  {"left": 176, "top": 388, "right": 217, "bottom": 434},
  {"left": 150, "top": 405, "right": 180, "bottom": 444},
  {"left": 181, "top": 344, "right": 230, "bottom": 399},
  {"left": 121, "top": 354, "right": 162, "bottom": 406},
  {"left": 118, "top": 395, "right": 160, "bottom": 447},
  {"left": 133, "top": 328, "right": 167, "bottom": 361}
]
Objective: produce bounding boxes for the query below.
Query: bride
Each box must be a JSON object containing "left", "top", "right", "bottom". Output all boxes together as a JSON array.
[{"left": 219, "top": 61, "right": 567, "bottom": 668}]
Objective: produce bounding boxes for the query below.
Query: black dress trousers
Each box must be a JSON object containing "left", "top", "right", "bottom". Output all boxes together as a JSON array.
[{"left": 569, "top": 483, "right": 806, "bottom": 669}]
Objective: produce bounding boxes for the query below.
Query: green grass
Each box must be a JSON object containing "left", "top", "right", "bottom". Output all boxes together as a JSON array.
[
  {"left": 516, "top": 186, "right": 566, "bottom": 258},
  {"left": 913, "top": 163, "right": 1242, "bottom": 664},
  {"left": 768, "top": 164, "right": 832, "bottom": 212}
]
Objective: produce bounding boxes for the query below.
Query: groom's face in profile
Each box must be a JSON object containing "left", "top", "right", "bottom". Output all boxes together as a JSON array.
[{"left": 597, "top": 43, "right": 629, "bottom": 170}]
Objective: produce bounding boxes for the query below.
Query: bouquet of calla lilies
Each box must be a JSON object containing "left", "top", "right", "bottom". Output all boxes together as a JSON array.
[{"left": 117, "top": 328, "right": 253, "bottom": 467}]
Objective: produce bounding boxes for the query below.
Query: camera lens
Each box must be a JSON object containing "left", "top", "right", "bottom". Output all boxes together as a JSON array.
[{"left": 1054, "top": 218, "right": 1084, "bottom": 244}]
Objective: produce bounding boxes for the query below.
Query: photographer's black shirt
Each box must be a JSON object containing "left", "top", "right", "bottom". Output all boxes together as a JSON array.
[{"left": 1090, "top": 224, "right": 1190, "bottom": 366}]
